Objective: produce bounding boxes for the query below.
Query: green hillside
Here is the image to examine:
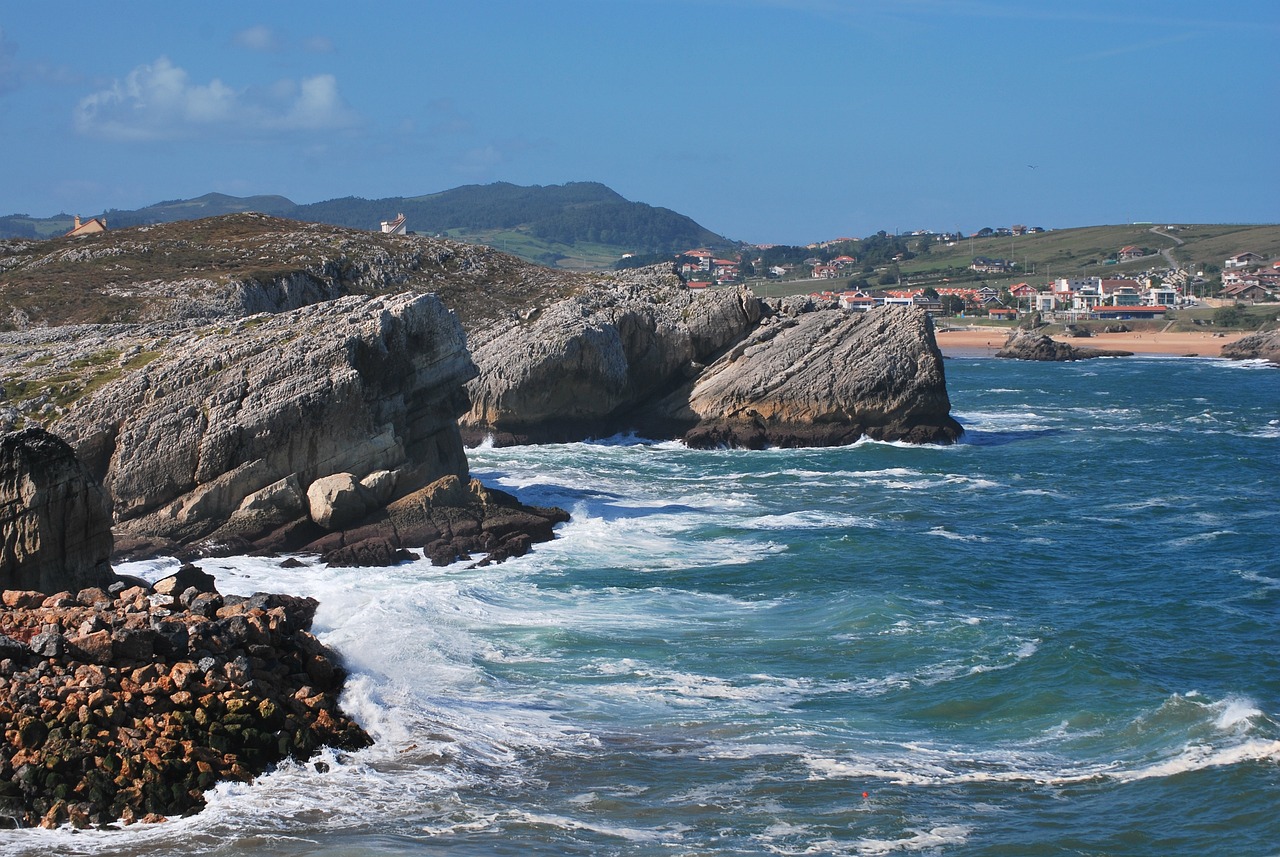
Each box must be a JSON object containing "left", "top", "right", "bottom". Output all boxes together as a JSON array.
[
  {"left": 900, "top": 224, "right": 1280, "bottom": 281},
  {"left": 0, "top": 183, "right": 732, "bottom": 269}
]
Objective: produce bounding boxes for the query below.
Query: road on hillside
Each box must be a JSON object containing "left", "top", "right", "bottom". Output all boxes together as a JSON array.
[{"left": 1149, "top": 225, "right": 1185, "bottom": 267}]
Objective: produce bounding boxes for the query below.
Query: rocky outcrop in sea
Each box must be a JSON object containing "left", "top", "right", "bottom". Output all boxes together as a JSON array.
[
  {"left": 461, "top": 274, "right": 762, "bottom": 444},
  {"left": 652, "top": 301, "right": 963, "bottom": 447},
  {"left": 995, "top": 329, "right": 1133, "bottom": 361},
  {"left": 463, "top": 286, "right": 962, "bottom": 447},
  {"left": 0, "top": 428, "right": 368, "bottom": 828},
  {"left": 1220, "top": 329, "right": 1280, "bottom": 364}
]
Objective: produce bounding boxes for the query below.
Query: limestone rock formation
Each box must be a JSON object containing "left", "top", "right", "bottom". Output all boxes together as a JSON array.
[
  {"left": 52, "top": 292, "right": 476, "bottom": 552},
  {"left": 649, "top": 303, "right": 963, "bottom": 447},
  {"left": 995, "top": 329, "right": 1133, "bottom": 361},
  {"left": 1, "top": 427, "right": 114, "bottom": 593},
  {"left": 1221, "top": 329, "right": 1280, "bottom": 364},
  {"left": 306, "top": 475, "right": 569, "bottom": 569},
  {"left": 461, "top": 273, "right": 761, "bottom": 444},
  {"left": 462, "top": 281, "right": 962, "bottom": 448}
]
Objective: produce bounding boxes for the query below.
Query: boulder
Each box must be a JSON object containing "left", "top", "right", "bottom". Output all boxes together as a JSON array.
[
  {"left": 0, "top": 428, "right": 115, "bottom": 593},
  {"left": 647, "top": 304, "right": 963, "bottom": 447},
  {"left": 306, "top": 473, "right": 370, "bottom": 531},
  {"left": 996, "top": 329, "right": 1133, "bottom": 361}
]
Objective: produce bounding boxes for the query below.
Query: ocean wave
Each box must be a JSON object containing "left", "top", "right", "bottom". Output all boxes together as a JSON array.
[
  {"left": 925, "top": 527, "right": 990, "bottom": 543},
  {"left": 1169, "top": 529, "right": 1238, "bottom": 547},
  {"left": 745, "top": 510, "right": 881, "bottom": 531},
  {"left": 803, "top": 737, "right": 1280, "bottom": 789}
]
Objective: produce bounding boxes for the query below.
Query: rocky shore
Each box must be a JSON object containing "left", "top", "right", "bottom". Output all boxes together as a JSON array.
[
  {"left": 1220, "top": 328, "right": 1280, "bottom": 364},
  {"left": 463, "top": 286, "right": 962, "bottom": 448},
  {"left": 2, "top": 427, "right": 368, "bottom": 828},
  {"left": 1, "top": 213, "right": 975, "bottom": 828},
  {"left": 0, "top": 568, "right": 369, "bottom": 828},
  {"left": 995, "top": 329, "right": 1134, "bottom": 361}
]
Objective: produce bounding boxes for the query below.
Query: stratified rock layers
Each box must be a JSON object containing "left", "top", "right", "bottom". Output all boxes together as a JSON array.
[
  {"left": 655, "top": 303, "right": 963, "bottom": 447},
  {"left": 53, "top": 293, "right": 477, "bottom": 548},
  {"left": 463, "top": 283, "right": 962, "bottom": 448},
  {"left": 1, "top": 428, "right": 115, "bottom": 593},
  {"left": 462, "top": 276, "right": 761, "bottom": 444}
]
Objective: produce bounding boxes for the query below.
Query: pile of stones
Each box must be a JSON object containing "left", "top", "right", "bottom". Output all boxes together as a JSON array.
[{"left": 0, "top": 565, "right": 370, "bottom": 828}]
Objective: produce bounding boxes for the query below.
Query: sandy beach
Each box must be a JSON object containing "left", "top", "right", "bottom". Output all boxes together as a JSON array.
[{"left": 935, "top": 327, "right": 1247, "bottom": 358}]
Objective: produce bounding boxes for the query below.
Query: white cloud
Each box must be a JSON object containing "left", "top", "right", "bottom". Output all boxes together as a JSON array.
[
  {"left": 73, "top": 57, "right": 361, "bottom": 141},
  {"left": 303, "top": 35, "right": 336, "bottom": 54},
  {"left": 234, "top": 25, "right": 280, "bottom": 53}
]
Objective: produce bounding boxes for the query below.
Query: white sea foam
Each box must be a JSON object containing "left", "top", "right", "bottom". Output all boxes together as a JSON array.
[
  {"left": 1170, "top": 529, "right": 1237, "bottom": 547},
  {"left": 854, "top": 825, "right": 972, "bottom": 855},
  {"left": 1213, "top": 695, "right": 1264, "bottom": 730},
  {"left": 925, "top": 527, "right": 990, "bottom": 543},
  {"left": 746, "top": 510, "right": 880, "bottom": 530}
]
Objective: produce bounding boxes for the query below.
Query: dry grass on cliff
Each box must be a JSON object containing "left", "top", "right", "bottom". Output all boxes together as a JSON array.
[{"left": 0, "top": 213, "right": 590, "bottom": 332}]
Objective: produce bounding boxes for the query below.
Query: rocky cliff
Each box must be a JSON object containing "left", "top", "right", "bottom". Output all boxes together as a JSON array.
[
  {"left": 461, "top": 272, "right": 761, "bottom": 444},
  {"left": 3, "top": 213, "right": 965, "bottom": 564},
  {"left": 49, "top": 293, "right": 476, "bottom": 554},
  {"left": 651, "top": 301, "right": 963, "bottom": 447},
  {"left": 995, "top": 329, "right": 1133, "bottom": 361},
  {"left": 1220, "top": 329, "right": 1280, "bottom": 364},
  {"left": 1, "top": 428, "right": 115, "bottom": 593},
  {"left": 462, "top": 283, "right": 962, "bottom": 448}
]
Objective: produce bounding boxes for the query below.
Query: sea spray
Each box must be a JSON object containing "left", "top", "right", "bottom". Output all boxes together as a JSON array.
[{"left": 2, "top": 355, "right": 1275, "bottom": 856}]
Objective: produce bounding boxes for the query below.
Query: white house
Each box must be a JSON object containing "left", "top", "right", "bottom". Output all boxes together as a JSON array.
[{"left": 1225, "top": 252, "right": 1265, "bottom": 269}]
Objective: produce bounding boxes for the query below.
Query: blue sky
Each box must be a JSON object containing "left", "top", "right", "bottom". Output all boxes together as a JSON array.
[{"left": 2, "top": 1, "right": 1276, "bottom": 245}]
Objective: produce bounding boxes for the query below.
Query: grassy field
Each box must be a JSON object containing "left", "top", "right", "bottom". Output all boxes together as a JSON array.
[
  {"left": 899, "top": 223, "right": 1280, "bottom": 280},
  {"left": 444, "top": 227, "right": 624, "bottom": 269}
]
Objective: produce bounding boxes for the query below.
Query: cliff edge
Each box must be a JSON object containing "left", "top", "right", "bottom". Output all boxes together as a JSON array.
[{"left": 462, "top": 282, "right": 962, "bottom": 448}]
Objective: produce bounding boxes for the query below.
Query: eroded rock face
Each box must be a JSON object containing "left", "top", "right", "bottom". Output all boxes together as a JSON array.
[
  {"left": 461, "top": 274, "right": 761, "bottom": 444},
  {"left": 649, "top": 303, "right": 963, "bottom": 447},
  {"left": 53, "top": 293, "right": 477, "bottom": 549},
  {"left": 1221, "top": 329, "right": 1280, "bottom": 364},
  {"left": 462, "top": 282, "right": 962, "bottom": 448},
  {"left": 995, "top": 329, "right": 1133, "bottom": 361},
  {"left": 0, "top": 428, "right": 114, "bottom": 593}
]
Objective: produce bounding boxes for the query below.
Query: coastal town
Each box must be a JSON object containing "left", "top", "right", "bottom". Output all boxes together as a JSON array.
[{"left": 674, "top": 237, "right": 1280, "bottom": 324}]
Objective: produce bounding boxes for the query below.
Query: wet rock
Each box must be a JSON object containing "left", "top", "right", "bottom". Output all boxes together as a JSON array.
[
  {"left": 0, "top": 570, "right": 369, "bottom": 827},
  {"left": 996, "top": 329, "right": 1133, "bottom": 361}
]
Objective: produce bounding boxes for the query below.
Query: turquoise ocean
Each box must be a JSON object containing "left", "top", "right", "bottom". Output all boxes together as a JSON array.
[{"left": 4, "top": 353, "right": 1278, "bottom": 856}]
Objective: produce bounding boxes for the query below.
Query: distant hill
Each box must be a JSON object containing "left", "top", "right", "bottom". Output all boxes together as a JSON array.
[{"left": 0, "top": 182, "right": 734, "bottom": 269}]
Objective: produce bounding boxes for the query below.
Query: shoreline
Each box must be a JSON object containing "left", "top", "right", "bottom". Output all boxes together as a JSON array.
[{"left": 935, "top": 327, "right": 1248, "bottom": 358}]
